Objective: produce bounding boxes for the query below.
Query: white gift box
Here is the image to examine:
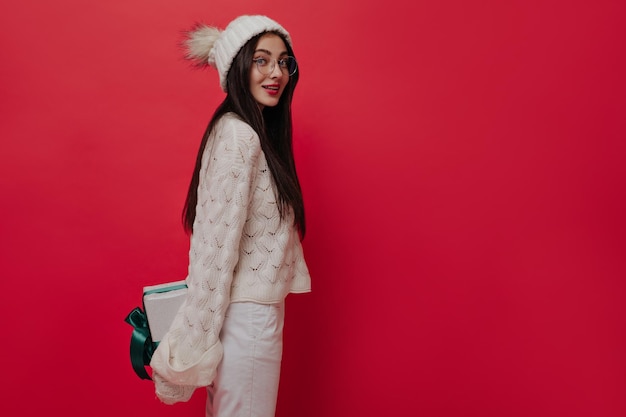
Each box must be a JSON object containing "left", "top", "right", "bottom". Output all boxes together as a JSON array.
[{"left": 143, "top": 280, "right": 188, "bottom": 343}]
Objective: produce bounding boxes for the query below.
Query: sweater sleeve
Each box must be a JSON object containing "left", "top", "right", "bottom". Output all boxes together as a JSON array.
[{"left": 150, "top": 116, "right": 261, "bottom": 402}]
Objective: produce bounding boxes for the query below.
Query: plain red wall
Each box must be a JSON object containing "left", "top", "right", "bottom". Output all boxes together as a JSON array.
[{"left": 1, "top": 0, "right": 624, "bottom": 416}]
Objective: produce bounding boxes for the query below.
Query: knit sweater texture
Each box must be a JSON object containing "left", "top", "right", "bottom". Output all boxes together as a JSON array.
[{"left": 150, "top": 113, "right": 311, "bottom": 403}]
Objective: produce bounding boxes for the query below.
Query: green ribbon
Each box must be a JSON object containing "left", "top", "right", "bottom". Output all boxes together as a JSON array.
[
  {"left": 124, "top": 307, "right": 156, "bottom": 380},
  {"left": 143, "top": 283, "right": 188, "bottom": 297}
]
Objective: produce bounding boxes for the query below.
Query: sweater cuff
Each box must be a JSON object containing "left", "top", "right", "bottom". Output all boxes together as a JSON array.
[
  {"left": 150, "top": 333, "right": 224, "bottom": 387},
  {"left": 153, "top": 371, "right": 195, "bottom": 404}
]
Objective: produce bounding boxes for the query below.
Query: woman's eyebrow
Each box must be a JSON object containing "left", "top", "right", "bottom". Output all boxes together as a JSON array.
[{"left": 254, "top": 48, "right": 288, "bottom": 56}]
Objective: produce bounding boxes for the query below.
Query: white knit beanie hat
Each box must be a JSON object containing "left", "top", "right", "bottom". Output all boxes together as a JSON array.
[{"left": 183, "top": 15, "right": 292, "bottom": 92}]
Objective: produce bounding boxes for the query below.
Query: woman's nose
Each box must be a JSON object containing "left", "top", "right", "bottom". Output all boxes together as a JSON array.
[{"left": 269, "top": 60, "right": 283, "bottom": 78}]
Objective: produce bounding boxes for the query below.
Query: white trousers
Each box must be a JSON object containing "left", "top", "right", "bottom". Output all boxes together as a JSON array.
[{"left": 206, "top": 301, "right": 285, "bottom": 417}]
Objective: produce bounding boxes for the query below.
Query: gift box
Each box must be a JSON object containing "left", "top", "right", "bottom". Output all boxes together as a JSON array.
[{"left": 143, "top": 280, "right": 188, "bottom": 343}]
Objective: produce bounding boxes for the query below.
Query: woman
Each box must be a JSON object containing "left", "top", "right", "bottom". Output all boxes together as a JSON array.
[{"left": 149, "top": 15, "right": 311, "bottom": 417}]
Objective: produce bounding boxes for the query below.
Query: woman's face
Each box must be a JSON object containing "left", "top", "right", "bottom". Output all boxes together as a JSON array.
[{"left": 249, "top": 34, "right": 290, "bottom": 109}]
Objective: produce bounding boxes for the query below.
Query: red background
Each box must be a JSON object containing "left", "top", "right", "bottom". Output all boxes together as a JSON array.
[{"left": 1, "top": 0, "right": 625, "bottom": 416}]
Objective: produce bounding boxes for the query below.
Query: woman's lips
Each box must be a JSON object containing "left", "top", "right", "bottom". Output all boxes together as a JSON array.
[{"left": 263, "top": 84, "right": 280, "bottom": 96}]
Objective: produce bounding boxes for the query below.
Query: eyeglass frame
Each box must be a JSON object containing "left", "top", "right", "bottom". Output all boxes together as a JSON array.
[{"left": 252, "top": 55, "right": 298, "bottom": 76}]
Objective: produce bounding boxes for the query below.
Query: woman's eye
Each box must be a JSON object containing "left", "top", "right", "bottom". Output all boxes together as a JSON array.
[
  {"left": 278, "top": 59, "right": 288, "bottom": 68},
  {"left": 255, "top": 58, "right": 268, "bottom": 65}
]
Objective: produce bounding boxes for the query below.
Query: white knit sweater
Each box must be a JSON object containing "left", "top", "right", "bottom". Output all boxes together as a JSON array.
[{"left": 150, "top": 113, "right": 311, "bottom": 403}]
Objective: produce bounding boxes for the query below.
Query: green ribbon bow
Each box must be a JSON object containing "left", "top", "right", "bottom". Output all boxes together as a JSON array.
[{"left": 124, "top": 307, "right": 157, "bottom": 380}]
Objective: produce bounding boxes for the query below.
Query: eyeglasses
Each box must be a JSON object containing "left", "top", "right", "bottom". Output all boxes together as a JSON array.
[{"left": 252, "top": 54, "right": 298, "bottom": 76}]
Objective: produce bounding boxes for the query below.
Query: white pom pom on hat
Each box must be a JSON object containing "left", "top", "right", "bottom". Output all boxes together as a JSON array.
[{"left": 183, "top": 15, "right": 292, "bottom": 92}]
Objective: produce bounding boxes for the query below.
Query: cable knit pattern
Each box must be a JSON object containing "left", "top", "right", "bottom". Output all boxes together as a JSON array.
[{"left": 150, "top": 113, "right": 311, "bottom": 403}]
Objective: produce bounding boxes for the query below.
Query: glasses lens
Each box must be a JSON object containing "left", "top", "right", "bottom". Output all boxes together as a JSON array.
[
  {"left": 255, "top": 57, "right": 269, "bottom": 74},
  {"left": 285, "top": 57, "right": 297, "bottom": 76}
]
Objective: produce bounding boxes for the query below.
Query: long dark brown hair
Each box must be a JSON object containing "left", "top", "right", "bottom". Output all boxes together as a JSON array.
[{"left": 182, "top": 31, "right": 305, "bottom": 237}]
